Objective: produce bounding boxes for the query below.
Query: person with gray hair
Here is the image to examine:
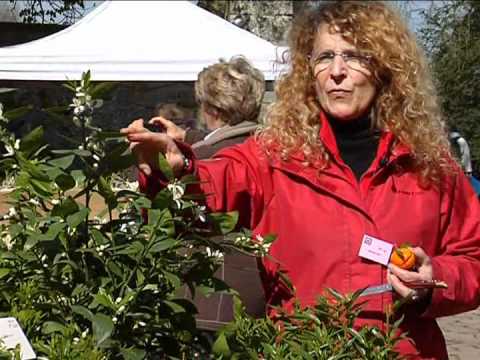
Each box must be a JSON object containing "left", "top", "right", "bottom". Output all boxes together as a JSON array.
[{"left": 152, "top": 56, "right": 265, "bottom": 158}]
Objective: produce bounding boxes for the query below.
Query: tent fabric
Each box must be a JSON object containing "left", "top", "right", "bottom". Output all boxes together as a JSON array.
[{"left": 0, "top": 1, "right": 286, "bottom": 81}]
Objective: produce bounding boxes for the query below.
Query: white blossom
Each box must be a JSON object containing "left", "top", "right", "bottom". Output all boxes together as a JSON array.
[
  {"left": 29, "top": 198, "right": 40, "bottom": 206},
  {"left": 167, "top": 182, "right": 185, "bottom": 201},
  {"left": 2, "top": 232, "right": 13, "bottom": 250},
  {"left": 206, "top": 246, "right": 224, "bottom": 260}
]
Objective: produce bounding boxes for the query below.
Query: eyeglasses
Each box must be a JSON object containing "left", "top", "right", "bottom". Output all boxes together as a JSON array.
[{"left": 309, "top": 50, "right": 373, "bottom": 74}]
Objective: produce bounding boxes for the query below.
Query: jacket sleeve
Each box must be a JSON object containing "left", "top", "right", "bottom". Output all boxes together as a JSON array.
[
  {"left": 138, "top": 138, "right": 271, "bottom": 230},
  {"left": 195, "top": 140, "right": 271, "bottom": 229},
  {"left": 422, "top": 171, "right": 480, "bottom": 318}
]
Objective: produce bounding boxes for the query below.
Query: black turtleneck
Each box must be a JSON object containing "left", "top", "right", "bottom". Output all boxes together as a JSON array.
[{"left": 328, "top": 114, "right": 380, "bottom": 180}]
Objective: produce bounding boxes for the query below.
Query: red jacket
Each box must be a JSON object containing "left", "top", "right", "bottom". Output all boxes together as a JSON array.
[{"left": 139, "top": 114, "right": 480, "bottom": 359}]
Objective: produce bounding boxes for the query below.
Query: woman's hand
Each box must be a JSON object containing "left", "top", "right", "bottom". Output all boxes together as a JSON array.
[
  {"left": 387, "top": 247, "right": 433, "bottom": 303},
  {"left": 121, "top": 119, "right": 185, "bottom": 176},
  {"left": 149, "top": 116, "right": 186, "bottom": 142}
]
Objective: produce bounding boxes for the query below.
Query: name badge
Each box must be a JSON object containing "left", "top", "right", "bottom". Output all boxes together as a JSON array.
[
  {"left": 0, "top": 317, "right": 36, "bottom": 360},
  {"left": 358, "top": 234, "right": 393, "bottom": 266}
]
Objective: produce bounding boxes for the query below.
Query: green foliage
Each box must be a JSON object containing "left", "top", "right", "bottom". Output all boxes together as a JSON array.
[
  {"left": 9, "top": 0, "right": 86, "bottom": 25},
  {"left": 419, "top": 0, "right": 480, "bottom": 174},
  {"left": 0, "top": 72, "right": 252, "bottom": 359},
  {"left": 215, "top": 290, "right": 405, "bottom": 360}
]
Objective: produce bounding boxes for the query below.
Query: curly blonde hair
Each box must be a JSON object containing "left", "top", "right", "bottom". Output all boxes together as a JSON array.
[
  {"left": 195, "top": 56, "right": 265, "bottom": 126},
  {"left": 259, "top": 0, "right": 452, "bottom": 183}
]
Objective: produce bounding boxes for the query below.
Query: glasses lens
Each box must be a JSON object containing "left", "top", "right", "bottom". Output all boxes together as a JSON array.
[{"left": 311, "top": 51, "right": 371, "bottom": 73}]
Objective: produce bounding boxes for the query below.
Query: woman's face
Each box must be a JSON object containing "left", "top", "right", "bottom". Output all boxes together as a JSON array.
[{"left": 312, "top": 24, "right": 377, "bottom": 122}]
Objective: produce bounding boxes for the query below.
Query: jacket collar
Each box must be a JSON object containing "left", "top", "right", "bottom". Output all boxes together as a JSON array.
[
  {"left": 318, "top": 111, "right": 411, "bottom": 169},
  {"left": 192, "top": 121, "right": 257, "bottom": 149},
  {"left": 268, "top": 112, "right": 412, "bottom": 220}
]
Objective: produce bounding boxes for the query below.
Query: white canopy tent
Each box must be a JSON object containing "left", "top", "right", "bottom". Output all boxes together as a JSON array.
[{"left": 0, "top": 1, "right": 286, "bottom": 81}]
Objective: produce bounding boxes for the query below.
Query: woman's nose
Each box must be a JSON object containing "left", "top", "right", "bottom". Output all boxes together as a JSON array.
[{"left": 329, "top": 56, "right": 348, "bottom": 81}]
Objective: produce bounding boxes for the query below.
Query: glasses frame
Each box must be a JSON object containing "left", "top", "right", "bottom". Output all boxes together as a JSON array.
[{"left": 308, "top": 50, "right": 373, "bottom": 75}]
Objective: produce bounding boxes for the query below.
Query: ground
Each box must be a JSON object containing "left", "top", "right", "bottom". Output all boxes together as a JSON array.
[{"left": 439, "top": 308, "right": 480, "bottom": 359}]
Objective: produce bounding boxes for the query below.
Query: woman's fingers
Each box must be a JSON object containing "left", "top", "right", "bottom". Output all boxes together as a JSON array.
[
  {"left": 389, "top": 263, "right": 423, "bottom": 281},
  {"left": 149, "top": 116, "right": 186, "bottom": 141},
  {"left": 387, "top": 271, "right": 416, "bottom": 298},
  {"left": 149, "top": 116, "right": 171, "bottom": 127},
  {"left": 120, "top": 118, "right": 145, "bottom": 134}
]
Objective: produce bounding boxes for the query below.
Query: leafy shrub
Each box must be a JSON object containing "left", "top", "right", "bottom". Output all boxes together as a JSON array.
[{"left": 0, "top": 72, "right": 256, "bottom": 359}]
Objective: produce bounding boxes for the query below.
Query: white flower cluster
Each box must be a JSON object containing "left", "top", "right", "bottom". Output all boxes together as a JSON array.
[
  {"left": 234, "top": 234, "right": 272, "bottom": 256},
  {"left": 1, "top": 230, "right": 13, "bottom": 250},
  {"left": 195, "top": 205, "right": 207, "bottom": 223},
  {"left": 3, "top": 139, "right": 20, "bottom": 157},
  {"left": 2, "top": 207, "right": 17, "bottom": 220},
  {"left": 205, "top": 246, "right": 224, "bottom": 261},
  {"left": 95, "top": 243, "right": 110, "bottom": 257},
  {"left": 167, "top": 181, "right": 185, "bottom": 208}
]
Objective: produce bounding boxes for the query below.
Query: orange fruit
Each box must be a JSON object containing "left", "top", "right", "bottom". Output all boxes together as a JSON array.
[{"left": 390, "top": 246, "right": 416, "bottom": 270}]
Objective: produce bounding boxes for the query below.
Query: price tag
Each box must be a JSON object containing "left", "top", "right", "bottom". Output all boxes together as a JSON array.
[
  {"left": 358, "top": 234, "right": 394, "bottom": 266},
  {"left": 0, "top": 317, "right": 36, "bottom": 360}
]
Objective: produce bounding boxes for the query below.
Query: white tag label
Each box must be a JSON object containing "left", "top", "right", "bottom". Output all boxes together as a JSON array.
[
  {"left": 0, "top": 317, "right": 36, "bottom": 360},
  {"left": 358, "top": 234, "right": 393, "bottom": 266}
]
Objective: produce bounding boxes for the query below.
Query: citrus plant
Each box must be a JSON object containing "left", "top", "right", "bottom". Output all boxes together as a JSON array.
[{"left": 0, "top": 72, "right": 258, "bottom": 359}]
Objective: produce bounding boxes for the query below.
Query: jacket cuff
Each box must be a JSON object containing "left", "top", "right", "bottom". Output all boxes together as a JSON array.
[{"left": 137, "top": 141, "right": 196, "bottom": 197}]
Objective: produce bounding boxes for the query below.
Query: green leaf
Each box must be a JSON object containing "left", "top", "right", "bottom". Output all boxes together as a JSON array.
[
  {"left": 164, "top": 300, "right": 186, "bottom": 314},
  {"left": 92, "top": 313, "right": 114, "bottom": 346},
  {"left": 96, "top": 131, "right": 127, "bottom": 140},
  {"left": 149, "top": 238, "right": 178, "bottom": 253},
  {"left": 164, "top": 271, "right": 181, "bottom": 289},
  {"left": 66, "top": 208, "right": 89, "bottom": 228},
  {"left": 42, "top": 321, "right": 67, "bottom": 335},
  {"left": 49, "top": 155, "right": 75, "bottom": 169},
  {"left": 98, "top": 176, "right": 117, "bottom": 209},
  {"left": 70, "top": 169, "right": 86, "bottom": 185},
  {"left": 30, "top": 178, "right": 54, "bottom": 197},
  {"left": 52, "top": 149, "right": 92, "bottom": 157},
  {"left": 133, "top": 197, "right": 151, "bottom": 211},
  {"left": 92, "top": 292, "right": 115, "bottom": 310},
  {"left": 91, "top": 228, "right": 109, "bottom": 245},
  {"left": 212, "top": 333, "right": 231, "bottom": 357},
  {"left": 0, "top": 268, "right": 11, "bottom": 279},
  {"left": 4, "top": 105, "right": 33, "bottom": 120},
  {"left": 51, "top": 197, "right": 79, "bottom": 217},
  {"left": 120, "top": 347, "right": 146, "bottom": 360},
  {"left": 71, "top": 305, "right": 94, "bottom": 322},
  {"left": 90, "top": 82, "right": 116, "bottom": 99},
  {"left": 208, "top": 211, "right": 239, "bottom": 235},
  {"left": 23, "top": 236, "right": 38, "bottom": 251},
  {"left": 151, "top": 191, "right": 170, "bottom": 209},
  {"left": 20, "top": 126, "right": 44, "bottom": 157},
  {"left": 157, "top": 153, "right": 173, "bottom": 181},
  {"left": 55, "top": 173, "right": 76, "bottom": 191},
  {"left": 116, "top": 241, "right": 144, "bottom": 256},
  {"left": 38, "top": 222, "right": 67, "bottom": 241}
]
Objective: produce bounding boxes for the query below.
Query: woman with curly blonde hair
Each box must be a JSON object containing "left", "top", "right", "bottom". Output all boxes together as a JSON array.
[{"left": 123, "top": 1, "right": 480, "bottom": 358}]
